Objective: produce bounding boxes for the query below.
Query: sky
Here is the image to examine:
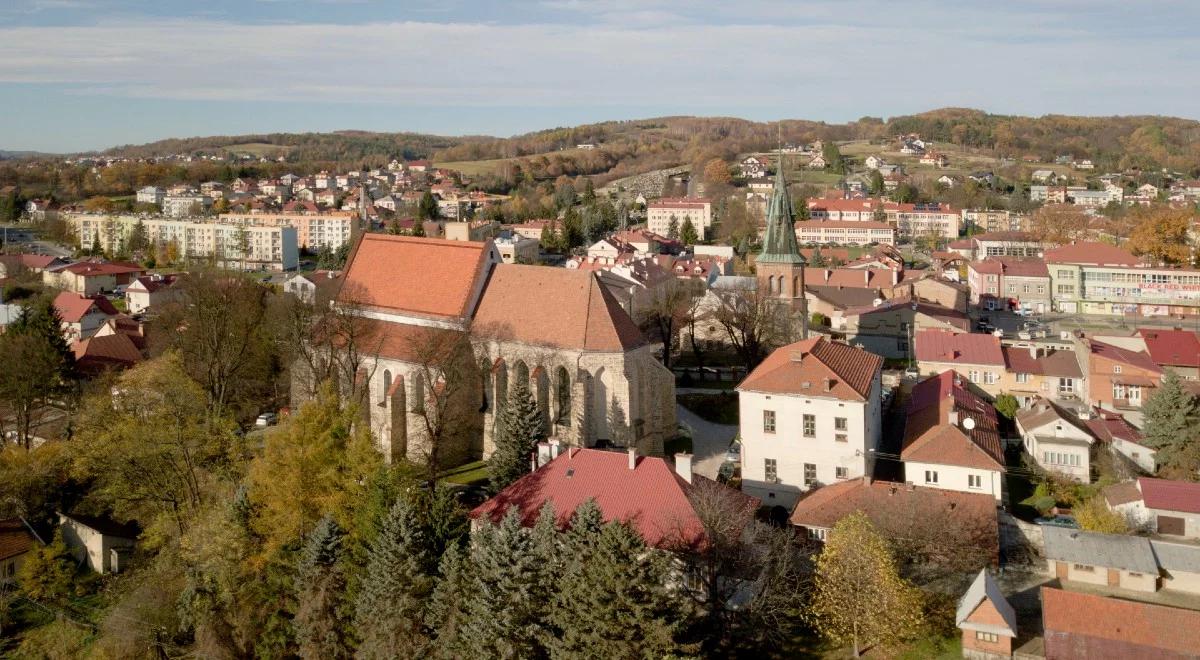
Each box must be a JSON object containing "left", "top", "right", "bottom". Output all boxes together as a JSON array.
[{"left": 1, "top": 0, "right": 1198, "bottom": 152}]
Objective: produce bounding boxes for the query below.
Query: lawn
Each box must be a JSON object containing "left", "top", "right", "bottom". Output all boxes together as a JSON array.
[
  {"left": 439, "top": 460, "right": 489, "bottom": 486},
  {"left": 677, "top": 391, "right": 739, "bottom": 425},
  {"left": 435, "top": 157, "right": 517, "bottom": 177}
]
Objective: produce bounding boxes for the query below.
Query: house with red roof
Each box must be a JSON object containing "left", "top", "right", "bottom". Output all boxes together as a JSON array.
[
  {"left": 471, "top": 446, "right": 754, "bottom": 551},
  {"left": 43, "top": 260, "right": 145, "bottom": 296},
  {"left": 736, "top": 337, "right": 883, "bottom": 508},
  {"left": 328, "top": 234, "right": 676, "bottom": 466},
  {"left": 1000, "top": 344, "right": 1085, "bottom": 408},
  {"left": 125, "top": 274, "right": 180, "bottom": 314},
  {"left": 1041, "top": 587, "right": 1200, "bottom": 658},
  {"left": 52, "top": 291, "right": 119, "bottom": 341},
  {"left": 72, "top": 331, "right": 143, "bottom": 375},
  {"left": 1086, "top": 407, "right": 1155, "bottom": 473},
  {"left": 1046, "top": 242, "right": 1200, "bottom": 317},
  {"left": 1015, "top": 397, "right": 1095, "bottom": 482},
  {"left": 966, "top": 257, "right": 1051, "bottom": 313},
  {"left": 903, "top": 371, "right": 1005, "bottom": 501},
  {"left": 1102, "top": 477, "right": 1200, "bottom": 539},
  {"left": 1085, "top": 338, "right": 1163, "bottom": 411},
  {"left": 914, "top": 329, "right": 1006, "bottom": 396},
  {"left": 1, "top": 517, "right": 41, "bottom": 585},
  {"left": 1137, "top": 328, "right": 1200, "bottom": 380}
]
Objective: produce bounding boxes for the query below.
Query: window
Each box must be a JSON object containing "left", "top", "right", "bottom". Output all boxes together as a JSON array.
[
  {"left": 804, "top": 463, "right": 817, "bottom": 487},
  {"left": 763, "top": 410, "right": 776, "bottom": 433},
  {"left": 969, "top": 474, "right": 982, "bottom": 489},
  {"left": 1016, "top": 372, "right": 1030, "bottom": 384},
  {"left": 976, "top": 632, "right": 999, "bottom": 643},
  {"left": 765, "top": 459, "right": 778, "bottom": 482},
  {"left": 834, "top": 417, "right": 848, "bottom": 431},
  {"left": 968, "top": 370, "right": 980, "bottom": 382},
  {"left": 835, "top": 466, "right": 849, "bottom": 479},
  {"left": 984, "top": 372, "right": 997, "bottom": 385},
  {"left": 1073, "top": 564, "right": 1095, "bottom": 573},
  {"left": 1057, "top": 284, "right": 1075, "bottom": 295},
  {"left": 803, "top": 414, "right": 816, "bottom": 438},
  {"left": 1057, "top": 269, "right": 1075, "bottom": 280},
  {"left": 807, "top": 527, "right": 827, "bottom": 541},
  {"left": 1113, "top": 365, "right": 1122, "bottom": 374},
  {"left": 925, "top": 470, "right": 939, "bottom": 484},
  {"left": 1058, "top": 378, "right": 1075, "bottom": 394}
]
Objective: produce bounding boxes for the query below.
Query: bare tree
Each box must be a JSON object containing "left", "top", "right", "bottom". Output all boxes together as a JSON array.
[
  {"left": 634, "top": 278, "right": 695, "bottom": 370},
  {"left": 403, "top": 327, "right": 483, "bottom": 481},
  {"left": 281, "top": 281, "right": 381, "bottom": 405},
  {"left": 711, "top": 281, "right": 791, "bottom": 372}
]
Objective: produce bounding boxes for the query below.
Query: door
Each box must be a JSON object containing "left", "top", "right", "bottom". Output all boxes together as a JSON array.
[
  {"left": 1107, "top": 568, "right": 1120, "bottom": 587},
  {"left": 1055, "top": 561, "right": 1068, "bottom": 580},
  {"left": 1158, "top": 515, "right": 1186, "bottom": 536}
]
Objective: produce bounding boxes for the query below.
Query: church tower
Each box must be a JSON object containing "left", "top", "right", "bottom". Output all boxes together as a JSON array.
[{"left": 756, "top": 151, "right": 809, "bottom": 337}]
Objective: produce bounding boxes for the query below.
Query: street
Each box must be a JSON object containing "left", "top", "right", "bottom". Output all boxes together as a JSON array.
[{"left": 674, "top": 401, "right": 737, "bottom": 480}]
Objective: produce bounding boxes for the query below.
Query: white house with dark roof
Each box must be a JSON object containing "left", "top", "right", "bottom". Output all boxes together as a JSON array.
[
  {"left": 1016, "top": 398, "right": 1095, "bottom": 482},
  {"left": 736, "top": 337, "right": 883, "bottom": 508}
]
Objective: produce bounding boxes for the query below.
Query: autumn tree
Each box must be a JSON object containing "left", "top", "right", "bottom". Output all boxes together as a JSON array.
[
  {"left": 808, "top": 512, "right": 924, "bottom": 657},
  {"left": 711, "top": 279, "right": 792, "bottom": 371},
  {"left": 17, "top": 529, "right": 76, "bottom": 604},
  {"left": 1128, "top": 205, "right": 1195, "bottom": 265},
  {"left": 1029, "top": 203, "right": 1090, "bottom": 244},
  {"left": 994, "top": 393, "right": 1019, "bottom": 419},
  {"left": 402, "top": 327, "right": 482, "bottom": 480},
  {"left": 703, "top": 158, "right": 732, "bottom": 186},
  {"left": 1075, "top": 496, "right": 1129, "bottom": 534},
  {"left": 635, "top": 277, "right": 694, "bottom": 370}
]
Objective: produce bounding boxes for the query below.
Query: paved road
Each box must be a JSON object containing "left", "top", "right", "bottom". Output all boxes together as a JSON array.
[{"left": 675, "top": 402, "right": 736, "bottom": 480}]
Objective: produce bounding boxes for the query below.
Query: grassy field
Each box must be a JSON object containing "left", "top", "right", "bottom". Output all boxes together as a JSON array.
[
  {"left": 440, "top": 460, "right": 489, "bottom": 485},
  {"left": 434, "top": 157, "right": 518, "bottom": 177}
]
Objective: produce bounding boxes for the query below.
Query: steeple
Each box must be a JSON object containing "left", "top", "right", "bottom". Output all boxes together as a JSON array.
[{"left": 758, "top": 150, "right": 806, "bottom": 265}]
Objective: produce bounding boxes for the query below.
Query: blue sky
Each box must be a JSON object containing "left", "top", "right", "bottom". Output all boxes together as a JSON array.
[{"left": 1, "top": 0, "right": 1198, "bottom": 152}]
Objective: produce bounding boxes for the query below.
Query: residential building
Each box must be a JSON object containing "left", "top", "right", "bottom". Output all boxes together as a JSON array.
[
  {"left": 57, "top": 512, "right": 137, "bottom": 574},
  {"left": 902, "top": 371, "right": 1005, "bottom": 501},
  {"left": 162, "top": 193, "right": 212, "bottom": 217},
  {"left": 1016, "top": 398, "right": 1094, "bottom": 482},
  {"left": 1047, "top": 242, "right": 1200, "bottom": 317},
  {"left": 1043, "top": 526, "right": 1159, "bottom": 592},
  {"left": 739, "top": 155, "right": 768, "bottom": 178},
  {"left": 1085, "top": 339, "right": 1162, "bottom": 411},
  {"left": 961, "top": 209, "right": 1027, "bottom": 233},
  {"left": 323, "top": 234, "right": 676, "bottom": 465},
  {"left": 69, "top": 214, "right": 299, "bottom": 271},
  {"left": 0, "top": 518, "right": 40, "bottom": 585},
  {"left": 1086, "top": 408, "right": 1155, "bottom": 473},
  {"left": 788, "top": 477, "right": 999, "bottom": 552},
  {"left": 1103, "top": 477, "right": 1200, "bottom": 538},
  {"left": 1137, "top": 328, "right": 1200, "bottom": 380},
  {"left": 125, "top": 273, "right": 179, "bottom": 314},
  {"left": 913, "top": 330, "right": 1005, "bottom": 396},
  {"left": 737, "top": 337, "right": 883, "bottom": 508},
  {"left": 135, "top": 186, "right": 165, "bottom": 206},
  {"left": 886, "top": 274, "right": 969, "bottom": 312},
  {"left": 839, "top": 298, "right": 970, "bottom": 359},
  {"left": 471, "top": 446, "right": 754, "bottom": 550},
  {"left": 53, "top": 291, "right": 119, "bottom": 341},
  {"left": 807, "top": 199, "right": 959, "bottom": 239},
  {"left": 1000, "top": 345, "right": 1085, "bottom": 408},
  {"left": 948, "top": 231, "right": 1044, "bottom": 260},
  {"left": 493, "top": 232, "right": 539, "bottom": 264},
  {"left": 967, "top": 257, "right": 1051, "bottom": 312},
  {"left": 955, "top": 570, "right": 1018, "bottom": 659},
  {"left": 1041, "top": 587, "right": 1200, "bottom": 659},
  {"left": 646, "top": 198, "right": 713, "bottom": 241},
  {"left": 218, "top": 212, "right": 355, "bottom": 251},
  {"left": 43, "top": 260, "right": 145, "bottom": 295},
  {"left": 72, "top": 331, "right": 143, "bottom": 375},
  {"left": 796, "top": 220, "right": 895, "bottom": 246}
]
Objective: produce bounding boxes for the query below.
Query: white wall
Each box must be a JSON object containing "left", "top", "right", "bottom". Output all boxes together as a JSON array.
[{"left": 903, "top": 460, "right": 1003, "bottom": 501}]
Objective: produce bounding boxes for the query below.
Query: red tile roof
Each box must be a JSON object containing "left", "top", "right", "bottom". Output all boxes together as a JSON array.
[
  {"left": 338, "top": 234, "right": 493, "bottom": 321},
  {"left": 789, "top": 478, "right": 997, "bottom": 541},
  {"left": 1044, "top": 242, "right": 1140, "bottom": 266},
  {"left": 1084, "top": 408, "right": 1145, "bottom": 446},
  {"left": 53, "top": 292, "right": 118, "bottom": 323},
  {"left": 915, "top": 329, "right": 1004, "bottom": 366},
  {"left": 903, "top": 371, "right": 1004, "bottom": 470},
  {"left": 473, "top": 264, "right": 647, "bottom": 352},
  {"left": 1137, "top": 328, "right": 1200, "bottom": 368},
  {"left": 0, "top": 518, "right": 37, "bottom": 561},
  {"left": 738, "top": 337, "right": 882, "bottom": 401},
  {"left": 1001, "top": 346, "right": 1082, "bottom": 378},
  {"left": 844, "top": 297, "right": 970, "bottom": 330},
  {"left": 1041, "top": 587, "right": 1200, "bottom": 656},
  {"left": 72, "top": 332, "right": 143, "bottom": 371},
  {"left": 1137, "top": 477, "right": 1200, "bottom": 514},
  {"left": 803, "top": 266, "right": 897, "bottom": 288},
  {"left": 58, "top": 260, "right": 145, "bottom": 277},
  {"left": 970, "top": 257, "right": 1049, "bottom": 278},
  {"left": 972, "top": 231, "right": 1038, "bottom": 242},
  {"left": 471, "top": 448, "right": 750, "bottom": 550},
  {"left": 1089, "top": 340, "right": 1163, "bottom": 374}
]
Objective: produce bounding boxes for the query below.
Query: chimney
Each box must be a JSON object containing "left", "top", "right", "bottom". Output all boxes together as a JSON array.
[
  {"left": 675, "top": 453, "right": 693, "bottom": 483},
  {"left": 948, "top": 410, "right": 959, "bottom": 426},
  {"left": 892, "top": 269, "right": 900, "bottom": 286},
  {"left": 536, "top": 442, "right": 552, "bottom": 468},
  {"left": 549, "top": 439, "right": 561, "bottom": 460},
  {"left": 628, "top": 447, "right": 637, "bottom": 471},
  {"left": 1029, "top": 345, "right": 1039, "bottom": 360}
]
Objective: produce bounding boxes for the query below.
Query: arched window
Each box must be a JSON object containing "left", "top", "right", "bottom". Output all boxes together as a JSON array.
[
  {"left": 381, "top": 370, "right": 391, "bottom": 405},
  {"left": 411, "top": 372, "right": 425, "bottom": 413},
  {"left": 555, "top": 366, "right": 571, "bottom": 426},
  {"left": 793, "top": 276, "right": 801, "bottom": 297}
]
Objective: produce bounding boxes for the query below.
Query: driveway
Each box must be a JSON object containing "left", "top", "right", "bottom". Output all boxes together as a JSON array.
[{"left": 675, "top": 402, "right": 737, "bottom": 480}]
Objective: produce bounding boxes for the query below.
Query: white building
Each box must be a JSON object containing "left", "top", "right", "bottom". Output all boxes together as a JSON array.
[
  {"left": 646, "top": 198, "right": 713, "bottom": 241},
  {"left": 902, "top": 371, "right": 1005, "bottom": 502},
  {"left": 69, "top": 214, "right": 299, "bottom": 271},
  {"left": 737, "top": 337, "right": 883, "bottom": 509},
  {"left": 57, "top": 512, "right": 137, "bottom": 574},
  {"left": 135, "top": 186, "right": 165, "bottom": 206},
  {"left": 162, "top": 194, "right": 212, "bottom": 218},
  {"left": 1016, "top": 398, "right": 1094, "bottom": 482},
  {"left": 796, "top": 221, "right": 896, "bottom": 246},
  {"left": 1103, "top": 477, "right": 1200, "bottom": 539}
]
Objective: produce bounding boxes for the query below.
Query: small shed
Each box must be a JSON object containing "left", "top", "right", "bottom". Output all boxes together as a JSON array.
[{"left": 956, "top": 569, "right": 1017, "bottom": 659}]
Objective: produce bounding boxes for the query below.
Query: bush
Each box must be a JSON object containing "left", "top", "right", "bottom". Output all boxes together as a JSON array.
[{"left": 810, "top": 312, "right": 828, "bottom": 328}]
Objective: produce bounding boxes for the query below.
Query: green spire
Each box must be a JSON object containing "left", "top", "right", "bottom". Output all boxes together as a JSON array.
[{"left": 758, "top": 150, "right": 806, "bottom": 265}]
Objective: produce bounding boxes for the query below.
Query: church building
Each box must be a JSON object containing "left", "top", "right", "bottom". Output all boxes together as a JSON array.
[{"left": 322, "top": 233, "right": 677, "bottom": 466}]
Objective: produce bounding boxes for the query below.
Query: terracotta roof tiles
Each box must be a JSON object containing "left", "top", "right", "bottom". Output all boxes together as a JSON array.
[
  {"left": 903, "top": 371, "right": 1004, "bottom": 470},
  {"left": 738, "top": 337, "right": 882, "bottom": 401},
  {"left": 0, "top": 518, "right": 37, "bottom": 561},
  {"left": 1044, "top": 242, "right": 1140, "bottom": 266},
  {"left": 1137, "top": 328, "right": 1200, "bottom": 368},
  {"left": 1138, "top": 477, "right": 1200, "bottom": 514},
  {"left": 915, "top": 329, "right": 1004, "bottom": 366},
  {"left": 1041, "top": 587, "right": 1200, "bottom": 656}
]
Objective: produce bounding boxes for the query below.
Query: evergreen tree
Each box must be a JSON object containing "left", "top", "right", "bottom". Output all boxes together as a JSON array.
[
  {"left": 128, "top": 219, "right": 150, "bottom": 254},
  {"left": 90, "top": 232, "right": 103, "bottom": 256},
  {"left": 667, "top": 215, "right": 680, "bottom": 240},
  {"left": 809, "top": 246, "right": 826, "bottom": 267},
  {"left": 411, "top": 217, "right": 426, "bottom": 237},
  {"left": 680, "top": 218, "right": 699, "bottom": 246},
  {"left": 387, "top": 218, "right": 402, "bottom": 235},
  {"left": 294, "top": 516, "right": 350, "bottom": 660},
  {"left": 488, "top": 380, "right": 546, "bottom": 492},
  {"left": 418, "top": 191, "right": 439, "bottom": 220},
  {"left": 456, "top": 507, "right": 556, "bottom": 658},
  {"left": 1141, "top": 371, "right": 1200, "bottom": 469},
  {"left": 353, "top": 499, "right": 434, "bottom": 659},
  {"left": 426, "top": 543, "right": 471, "bottom": 659},
  {"left": 548, "top": 519, "right": 682, "bottom": 659}
]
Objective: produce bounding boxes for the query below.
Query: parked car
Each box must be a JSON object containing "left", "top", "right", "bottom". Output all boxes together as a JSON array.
[
  {"left": 255, "top": 412, "right": 277, "bottom": 427},
  {"left": 725, "top": 442, "right": 741, "bottom": 464}
]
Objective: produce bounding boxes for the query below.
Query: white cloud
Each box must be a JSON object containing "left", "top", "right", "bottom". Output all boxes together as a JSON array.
[{"left": 0, "top": 11, "right": 1196, "bottom": 119}]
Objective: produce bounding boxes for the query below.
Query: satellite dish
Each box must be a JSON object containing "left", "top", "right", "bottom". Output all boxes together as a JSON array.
[{"left": 962, "top": 417, "right": 976, "bottom": 430}]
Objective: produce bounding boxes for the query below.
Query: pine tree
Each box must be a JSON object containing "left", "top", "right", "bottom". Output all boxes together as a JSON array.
[
  {"left": 808, "top": 512, "right": 923, "bottom": 657},
  {"left": 456, "top": 507, "right": 556, "bottom": 658},
  {"left": 1142, "top": 370, "right": 1200, "bottom": 470},
  {"left": 809, "top": 246, "right": 826, "bottom": 267},
  {"left": 418, "top": 191, "right": 439, "bottom": 220},
  {"left": 353, "top": 499, "right": 434, "bottom": 659},
  {"left": 426, "top": 543, "right": 470, "bottom": 659},
  {"left": 488, "top": 380, "right": 546, "bottom": 492},
  {"left": 680, "top": 218, "right": 699, "bottom": 246},
  {"left": 667, "top": 215, "right": 680, "bottom": 240},
  {"left": 294, "top": 515, "right": 350, "bottom": 660},
  {"left": 411, "top": 217, "right": 426, "bottom": 237},
  {"left": 90, "top": 232, "right": 102, "bottom": 256},
  {"left": 548, "top": 519, "right": 682, "bottom": 659}
]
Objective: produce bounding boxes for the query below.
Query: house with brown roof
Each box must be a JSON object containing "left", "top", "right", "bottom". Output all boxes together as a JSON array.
[
  {"left": 1041, "top": 587, "right": 1200, "bottom": 659},
  {"left": 1085, "top": 339, "right": 1163, "bottom": 412},
  {"left": 903, "top": 371, "right": 1005, "bottom": 501},
  {"left": 0, "top": 517, "right": 41, "bottom": 585},
  {"left": 125, "top": 273, "right": 179, "bottom": 314},
  {"left": 836, "top": 297, "right": 970, "bottom": 360},
  {"left": 1103, "top": 477, "right": 1200, "bottom": 539},
  {"left": 44, "top": 260, "right": 145, "bottom": 296},
  {"left": 1137, "top": 328, "right": 1200, "bottom": 380},
  {"left": 1000, "top": 344, "right": 1085, "bottom": 408},
  {"left": 737, "top": 337, "right": 883, "bottom": 508},
  {"left": 322, "top": 234, "right": 676, "bottom": 466},
  {"left": 914, "top": 329, "right": 1006, "bottom": 396},
  {"left": 52, "top": 291, "right": 119, "bottom": 341},
  {"left": 1016, "top": 398, "right": 1095, "bottom": 482},
  {"left": 72, "top": 331, "right": 143, "bottom": 375},
  {"left": 1086, "top": 407, "right": 1155, "bottom": 473}
]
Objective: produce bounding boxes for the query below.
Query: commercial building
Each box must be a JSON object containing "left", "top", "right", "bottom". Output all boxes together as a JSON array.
[
  {"left": 796, "top": 220, "right": 895, "bottom": 246},
  {"left": 1046, "top": 242, "right": 1200, "bottom": 317}
]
